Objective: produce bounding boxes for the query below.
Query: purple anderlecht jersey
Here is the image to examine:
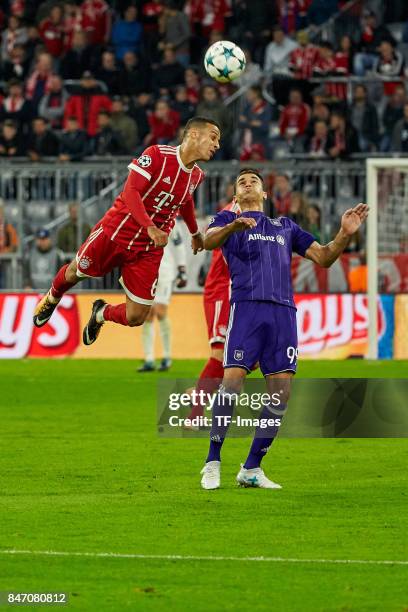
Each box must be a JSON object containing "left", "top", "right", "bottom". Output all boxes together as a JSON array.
[{"left": 207, "top": 210, "right": 316, "bottom": 309}]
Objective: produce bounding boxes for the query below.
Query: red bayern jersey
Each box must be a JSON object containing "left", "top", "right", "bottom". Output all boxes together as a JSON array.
[
  {"left": 204, "top": 200, "right": 240, "bottom": 302},
  {"left": 102, "top": 144, "right": 205, "bottom": 251},
  {"left": 289, "top": 45, "right": 319, "bottom": 80}
]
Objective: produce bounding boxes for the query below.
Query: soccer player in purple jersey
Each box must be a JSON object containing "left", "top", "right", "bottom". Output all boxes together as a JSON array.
[{"left": 200, "top": 168, "right": 369, "bottom": 489}]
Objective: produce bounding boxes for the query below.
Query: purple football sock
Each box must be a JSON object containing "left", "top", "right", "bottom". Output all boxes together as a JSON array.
[
  {"left": 244, "top": 403, "right": 287, "bottom": 469},
  {"left": 206, "top": 385, "right": 236, "bottom": 463}
]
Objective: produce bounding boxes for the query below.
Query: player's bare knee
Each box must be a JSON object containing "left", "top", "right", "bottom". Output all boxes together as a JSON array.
[{"left": 127, "top": 312, "right": 147, "bottom": 327}]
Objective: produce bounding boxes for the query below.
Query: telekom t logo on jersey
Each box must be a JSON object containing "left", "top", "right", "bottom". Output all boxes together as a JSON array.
[{"left": 153, "top": 190, "right": 175, "bottom": 212}]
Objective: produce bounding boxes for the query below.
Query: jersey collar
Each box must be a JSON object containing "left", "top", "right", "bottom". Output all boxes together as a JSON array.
[{"left": 176, "top": 146, "right": 193, "bottom": 173}]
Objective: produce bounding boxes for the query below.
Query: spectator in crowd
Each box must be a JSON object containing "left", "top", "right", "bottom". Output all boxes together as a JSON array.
[
  {"left": 307, "top": 0, "right": 337, "bottom": 26},
  {"left": 153, "top": 46, "right": 185, "bottom": 95},
  {"left": 2, "top": 44, "right": 29, "bottom": 82},
  {"left": 27, "top": 116, "right": 59, "bottom": 160},
  {"left": 140, "top": 0, "right": 164, "bottom": 65},
  {"left": 272, "top": 173, "right": 292, "bottom": 215},
  {"left": 234, "top": 0, "right": 277, "bottom": 65},
  {"left": 381, "top": 84, "right": 406, "bottom": 151},
  {"left": 313, "top": 41, "right": 348, "bottom": 101},
  {"left": 110, "top": 97, "right": 138, "bottom": 153},
  {"left": 25, "top": 52, "right": 54, "bottom": 111},
  {"left": 59, "top": 115, "right": 87, "bottom": 161},
  {"left": 128, "top": 91, "right": 153, "bottom": 143},
  {"left": 24, "top": 25, "right": 42, "bottom": 65},
  {"left": 171, "top": 85, "right": 196, "bottom": 124},
  {"left": 279, "top": 88, "right": 310, "bottom": 142},
  {"left": 158, "top": 1, "right": 191, "bottom": 67},
  {"left": 96, "top": 50, "right": 121, "bottom": 95},
  {"left": 111, "top": 4, "right": 142, "bottom": 61},
  {"left": 60, "top": 30, "right": 94, "bottom": 80},
  {"left": 38, "top": 74, "right": 68, "bottom": 129},
  {"left": 63, "top": 2, "right": 83, "bottom": 51},
  {"left": 278, "top": 0, "right": 311, "bottom": 34},
  {"left": 0, "top": 200, "right": 19, "bottom": 254},
  {"left": 39, "top": 4, "right": 65, "bottom": 58},
  {"left": 57, "top": 202, "right": 91, "bottom": 254},
  {"left": 353, "top": 9, "right": 395, "bottom": 76},
  {"left": 327, "top": 111, "right": 359, "bottom": 159},
  {"left": 0, "top": 119, "right": 25, "bottom": 156},
  {"left": 337, "top": 34, "right": 354, "bottom": 74},
  {"left": 391, "top": 102, "right": 408, "bottom": 152},
  {"left": 304, "top": 203, "right": 321, "bottom": 241},
  {"left": 81, "top": 0, "right": 111, "bottom": 47},
  {"left": 305, "top": 101, "right": 330, "bottom": 141},
  {"left": 264, "top": 25, "right": 298, "bottom": 76},
  {"left": 239, "top": 85, "right": 272, "bottom": 159},
  {"left": 63, "top": 70, "right": 112, "bottom": 137},
  {"left": 185, "top": 0, "right": 230, "bottom": 64},
  {"left": 196, "top": 84, "right": 232, "bottom": 158},
  {"left": 1, "top": 15, "right": 27, "bottom": 63},
  {"left": 184, "top": 67, "right": 200, "bottom": 104},
  {"left": 24, "top": 228, "right": 63, "bottom": 291},
  {"left": 91, "top": 111, "right": 123, "bottom": 155},
  {"left": 118, "top": 51, "right": 150, "bottom": 96},
  {"left": 288, "top": 190, "right": 307, "bottom": 226},
  {"left": 350, "top": 84, "right": 379, "bottom": 151},
  {"left": 144, "top": 98, "right": 180, "bottom": 145},
  {"left": 373, "top": 39, "right": 404, "bottom": 96},
  {"left": 305, "top": 119, "right": 329, "bottom": 157},
  {"left": 0, "top": 78, "right": 33, "bottom": 131},
  {"left": 288, "top": 29, "right": 319, "bottom": 101}
]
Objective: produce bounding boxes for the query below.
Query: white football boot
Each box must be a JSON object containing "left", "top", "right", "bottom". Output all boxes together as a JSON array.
[
  {"left": 236, "top": 464, "right": 282, "bottom": 489},
  {"left": 200, "top": 461, "right": 221, "bottom": 490}
]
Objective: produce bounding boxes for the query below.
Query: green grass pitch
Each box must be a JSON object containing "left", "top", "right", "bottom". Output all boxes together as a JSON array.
[{"left": 0, "top": 359, "right": 407, "bottom": 611}]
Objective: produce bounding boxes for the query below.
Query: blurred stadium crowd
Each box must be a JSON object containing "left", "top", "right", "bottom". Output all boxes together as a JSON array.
[
  {"left": 1, "top": 0, "right": 408, "bottom": 289},
  {"left": 0, "top": 0, "right": 407, "bottom": 161}
]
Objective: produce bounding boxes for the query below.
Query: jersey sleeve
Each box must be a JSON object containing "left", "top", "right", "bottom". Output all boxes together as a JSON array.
[
  {"left": 207, "top": 210, "right": 235, "bottom": 230},
  {"left": 179, "top": 196, "right": 198, "bottom": 234},
  {"left": 127, "top": 146, "right": 162, "bottom": 188},
  {"left": 288, "top": 218, "right": 316, "bottom": 256}
]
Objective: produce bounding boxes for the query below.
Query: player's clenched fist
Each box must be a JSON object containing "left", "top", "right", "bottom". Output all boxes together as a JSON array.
[
  {"left": 230, "top": 217, "right": 257, "bottom": 232},
  {"left": 147, "top": 225, "right": 168, "bottom": 247}
]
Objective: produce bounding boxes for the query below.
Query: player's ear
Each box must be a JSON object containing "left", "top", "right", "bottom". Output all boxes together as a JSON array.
[{"left": 262, "top": 191, "right": 267, "bottom": 200}]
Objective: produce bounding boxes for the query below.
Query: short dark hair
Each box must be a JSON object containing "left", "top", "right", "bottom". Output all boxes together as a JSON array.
[
  {"left": 235, "top": 168, "right": 264, "bottom": 186},
  {"left": 183, "top": 116, "right": 220, "bottom": 135}
]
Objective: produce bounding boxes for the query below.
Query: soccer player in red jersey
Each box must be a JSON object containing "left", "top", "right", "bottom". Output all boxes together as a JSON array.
[
  {"left": 33, "top": 116, "right": 221, "bottom": 344},
  {"left": 188, "top": 199, "right": 240, "bottom": 422}
]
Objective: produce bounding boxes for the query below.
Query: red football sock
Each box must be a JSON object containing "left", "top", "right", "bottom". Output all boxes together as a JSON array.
[
  {"left": 189, "top": 357, "right": 224, "bottom": 419},
  {"left": 50, "top": 264, "right": 76, "bottom": 299},
  {"left": 103, "top": 303, "right": 129, "bottom": 326}
]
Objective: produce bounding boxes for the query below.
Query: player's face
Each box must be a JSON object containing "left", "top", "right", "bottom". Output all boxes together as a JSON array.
[
  {"left": 235, "top": 173, "right": 266, "bottom": 208},
  {"left": 194, "top": 124, "right": 221, "bottom": 161}
]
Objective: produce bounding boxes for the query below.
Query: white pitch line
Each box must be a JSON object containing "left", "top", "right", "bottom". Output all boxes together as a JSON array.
[{"left": 0, "top": 550, "right": 407, "bottom": 566}]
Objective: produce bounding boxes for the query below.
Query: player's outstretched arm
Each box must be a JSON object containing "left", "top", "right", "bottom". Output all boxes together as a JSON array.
[
  {"left": 204, "top": 217, "right": 257, "bottom": 250},
  {"left": 305, "top": 203, "right": 369, "bottom": 268}
]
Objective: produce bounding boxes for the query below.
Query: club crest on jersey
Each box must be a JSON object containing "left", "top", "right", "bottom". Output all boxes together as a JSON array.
[
  {"left": 79, "top": 256, "right": 92, "bottom": 270},
  {"left": 270, "top": 218, "right": 282, "bottom": 226},
  {"left": 276, "top": 234, "right": 285, "bottom": 245},
  {"left": 137, "top": 154, "right": 152, "bottom": 168},
  {"left": 234, "top": 350, "right": 244, "bottom": 361}
]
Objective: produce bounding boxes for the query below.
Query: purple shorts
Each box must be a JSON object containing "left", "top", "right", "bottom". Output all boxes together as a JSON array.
[{"left": 223, "top": 301, "right": 298, "bottom": 376}]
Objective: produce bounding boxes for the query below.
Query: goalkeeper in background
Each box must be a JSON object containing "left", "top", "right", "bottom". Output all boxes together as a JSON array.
[{"left": 138, "top": 223, "right": 187, "bottom": 372}]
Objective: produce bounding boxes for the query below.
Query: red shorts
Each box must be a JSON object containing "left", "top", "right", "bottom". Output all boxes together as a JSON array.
[
  {"left": 204, "top": 298, "right": 230, "bottom": 345},
  {"left": 76, "top": 225, "right": 163, "bottom": 305}
]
